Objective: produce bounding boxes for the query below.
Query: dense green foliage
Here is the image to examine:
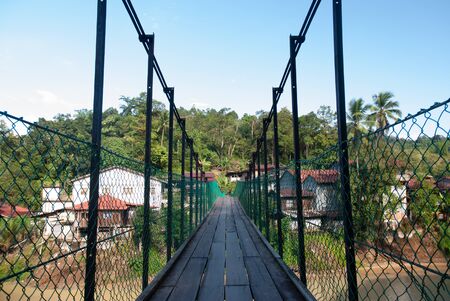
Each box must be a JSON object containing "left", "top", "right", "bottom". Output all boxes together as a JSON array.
[{"left": 31, "top": 93, "right": 339, "bottom": 172}]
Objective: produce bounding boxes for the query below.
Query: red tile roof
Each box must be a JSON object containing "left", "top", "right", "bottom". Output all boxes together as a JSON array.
[
  {"left": 437, "top": 177, "right": 450, "bottom": 191},
  {"left": 73, "top": 195, "right": 131, "bottom": 211},
  {"left": 406, "top": 176, "right": 450, "bottom": 191},
  {"left": 237, "top": 164, "right": 275, "bottom": 175},
  {"left": 286, "top": 169, "right": 339, "bottom": 184},
  {"left": 0, "top": 203, "right": 30, "bottom": 217},
  {"left": 183, "top": 172, "right": 215, "bottom": 181}
]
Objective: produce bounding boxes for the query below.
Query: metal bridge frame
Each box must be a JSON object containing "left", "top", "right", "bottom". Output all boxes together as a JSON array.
[
  {"left": 243, "top": 0, "right": 358, "bottom": 300},
  {"left": 86, "top": 0, "right": 357, "bottom": 300},
  {"left": 86, "top": 0, "right": 207, "bottom": 299}
]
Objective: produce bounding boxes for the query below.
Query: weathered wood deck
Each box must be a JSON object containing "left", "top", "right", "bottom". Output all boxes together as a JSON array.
[{"left": 137, "top": 197, "right": 315, "bottom": 301}]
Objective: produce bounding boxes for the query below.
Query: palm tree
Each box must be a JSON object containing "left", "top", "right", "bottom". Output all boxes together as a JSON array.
[
  {"left": 347, "top": 98, "right": 370, "bottom": 139},
  {"left": 347, "top": 98, "right": 370, "bottom": 174},
  {"left": 157, "top": 111, "right": 169, "bottom": 146},
  {"left": 368, "top": 92, "right": 402, "bottom": 131}
]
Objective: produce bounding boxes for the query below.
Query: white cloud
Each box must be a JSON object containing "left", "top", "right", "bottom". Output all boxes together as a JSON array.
[
  {"left": 29, "top": 89, "right": 68, "bottom": 106},
  {"left": 191, "top": 102, "right": 209, "bottom": 110}
]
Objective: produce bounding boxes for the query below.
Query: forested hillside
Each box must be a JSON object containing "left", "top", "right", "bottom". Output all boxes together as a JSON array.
[{"left": 31, "top": 92, "right": 339, "bottom": 173}]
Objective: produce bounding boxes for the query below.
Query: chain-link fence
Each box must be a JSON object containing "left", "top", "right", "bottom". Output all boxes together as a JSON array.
[
  {"left": 0, "top": 111, "right": 222, "bottom": 300},
  {"left": 235, "top": 99, "right": 449, "bottom": 300}
]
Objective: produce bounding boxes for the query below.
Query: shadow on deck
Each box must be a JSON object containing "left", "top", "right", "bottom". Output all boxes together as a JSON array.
[{"left": 137, "top": 197, "right": 315, "bottom": 301}]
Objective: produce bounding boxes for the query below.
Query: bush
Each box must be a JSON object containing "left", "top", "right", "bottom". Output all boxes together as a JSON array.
[{"left": 0, "top": 216, "right": 32, "bottom": 252}]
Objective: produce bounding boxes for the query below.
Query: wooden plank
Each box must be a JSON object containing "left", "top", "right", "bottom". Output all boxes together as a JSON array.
[
  {"left": 226, "top": 201, "right": 236, "bottom": 232},
  {"left": 213, "top": 208, "right": 226, "bottom": 243},
  {"left": 160, "top": 217, "right": 209, "bottom": 287},
  {"left": 191, "top": 199, "right": 222, "bottom": 257},
  {"left": 141, "top": 201, "right": 217, "bottom": 299},
  {"left": 197, "top": 242, "right": 225, "bottom": 301},
  {"left": 225, "top": 285, "right": 252, "bottom": 301},
  {"left": 147, "top": 286, "right": 172, "bottom": 301},
  {"left": 225, "top": 199, "right": 249, "bottom": 286},
  {"left": 225, "top": 232, "right": 249, "bottom": 285},
  {"left": 231, "top": 200, "right": 259, "bottom": 257},
  {"left": 244, "top": 256, "right": 283, "bottom": 301},
  {"left": 225, "top": 232, "right": 242, "bottom": 259},
  {"left": 167, "top": 257, "right": 207, "bottom": 301},
  {"left": 244, "top": 222, "right": 302, "bottom": 300},
  {"left": 236, "top": 199, "right": 311, "bottom": 301},
  {"left": 160, "top": 199, "right": 222, "bottom": 288},
  {"left": 225, "top": 255, "right": 248, "bottom": 286}
]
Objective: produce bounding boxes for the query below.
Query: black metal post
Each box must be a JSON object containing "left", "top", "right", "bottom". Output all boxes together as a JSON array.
[
  {"left": 257, "top": 142, "right": 262, "bottom": 231},
  {"left": 166, "top": 87, "right": 174, "bottom": 262},
  {"left": 142, "top": 33, "right": 155, "bottom": 290},
  {"left": 195, "top": 156, "right": 199, "bottom": 226},
  {"left": 85, "top": 1, "right": 106, "bottom": 300},
  {"left": 333, "top": 1, "right": 358, "bottom": 300},
  {"left": 263, "top": 119, "right": 270, "bottom": 239},
  {"left": 180, "top": 119, "right": 186, "bottom": 244},
  {"left": 189, "top": 140, "right": 194, "bottom": 234},
  {"left": 243, "top": 176, "right": 247, "bottom": 214},
  {"left": 201, "top": 170, "right": 205, "bottom": 220},
  {"left": 244, "top": 167, "right": 248, "bottom": 214},
  {"left": 272, "top": 87, "right": 283, "bottom": 258},
  {"left": 202, "top": 171, "right": 206, "bottom": 213},
  {"left": 248, "top": 162, "right": 253, "bottom": 219},
  {"left": 290, "top": 34, "right": 307, "bottom": 286},
  {"left": 252, "top": 153, "right": 257, "bottom": 222},
  {"left": 199, "top": 168, "right": 203, "bottom": 221}
]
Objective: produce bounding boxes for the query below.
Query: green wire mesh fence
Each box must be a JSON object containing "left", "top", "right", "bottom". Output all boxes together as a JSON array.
[
  {"left": 0, "top": 111, "right": 222, "bottom": 300},
  {"left": 235, "top": 99, "right": 449, "bottom": 300}
]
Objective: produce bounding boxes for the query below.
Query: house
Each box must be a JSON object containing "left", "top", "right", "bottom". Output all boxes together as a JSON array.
[
  {"left": 41, "top": 166, "right": 166, "bottom": 244},
  {"left": 365, "top": 172, "right": 448, "bottom": 231},
  {"left": 0, "top": 202, "right": 30, "bottom": 218},
  {"left": 71, "top": 166, "right": 165, "bottom": 209},
  {"left": 41, "top": 186, "right": 77, "bottom": 242},
  {"left": 278, "top": 169, "right": 340, "bottom": 228},
  {"left": 401, "top": 174, "right": 449, "bottom": 222},
  {"left": 184, "top": 171, "right": 216, "bottom": 182},
  {"left": 235, "top": 164, "right": 275, "bottom": 181},
  {"left": 225, "top": 171, "right": 245, "bottom": 182},
  {"left": 73, "top": 194, "right": 137, "bottom": 240}
]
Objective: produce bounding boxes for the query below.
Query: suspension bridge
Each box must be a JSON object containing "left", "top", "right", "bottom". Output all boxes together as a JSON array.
[{"left": 0, "top": 0, "right": 449, "bottom": 301}]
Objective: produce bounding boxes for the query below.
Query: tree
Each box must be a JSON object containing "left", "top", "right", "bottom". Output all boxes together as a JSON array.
[
  {"left": 347, "top": 98, "right": 370, "bottom": 139},
  {"left": 158, "top": 110, "right": 169, "bottom": 147},
  {"left": 368, "top": 92, "right": 402, "bottom": 131},
  {"left": 299, "top": 106, "right": 337, "bottom": 159},
  {"left": 347, "top": 98, "right": 370, "bottom": 173}
]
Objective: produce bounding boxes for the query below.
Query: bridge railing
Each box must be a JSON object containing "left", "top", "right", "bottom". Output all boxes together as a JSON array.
[
  {"left": 233, "top": 0, "right": 448, "bottom": 299},
  {"left": 235, "top": 99, "right": 449, "bottom": 300},
  {"left": 0, "top": 111, "right": 222, "bottom": 300},
  {"left": 0, "top": 0, "right": 227, "bottom": 298}
]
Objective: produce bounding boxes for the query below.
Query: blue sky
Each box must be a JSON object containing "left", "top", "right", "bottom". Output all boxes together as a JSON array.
[{"left": 0, "top": 1, "right": 449, "bottom": 122}]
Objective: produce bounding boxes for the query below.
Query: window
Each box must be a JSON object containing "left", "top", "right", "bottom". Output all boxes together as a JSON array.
[
  {"left": 103, "top": 212, "right": 112, "bottom": 219},
  {"left": 103, "top": 186, "right": 111, "bottom": 194},
  {"left": 151, "top": 187, "right": 156, "bottom": 195},
  {"left": 123, "top": 187, "right": 133, "bottom": 195}
]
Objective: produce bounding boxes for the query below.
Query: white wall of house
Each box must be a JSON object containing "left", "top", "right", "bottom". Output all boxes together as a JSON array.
[
  {"left": 71, "top": 167, "right": 165, "bottom": 209},
  {"left": 42, "top": 211, "right": 77, "bottom": 241},
  {"left": 280, "top": 171, "right": 295, "bottom": 191},
  {"left": 228, "top": 175, "right": 240, "bottom": 182},
  {"left": 279, "top": 171, "right": 339, "bottom": 213},
  {"left": 42, "top": 187, "right": 73, "bottom": 213},
  {"left": 383, "top": 185, "right": 408, "bottom": 230},
  {"left": 303, "top": 176, "right": 338, "bottom": 211}
]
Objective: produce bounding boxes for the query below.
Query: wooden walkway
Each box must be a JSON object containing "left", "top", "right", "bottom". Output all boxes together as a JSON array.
[{"left": 137, "top": 197, "right": 314, "bottom": 301}]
